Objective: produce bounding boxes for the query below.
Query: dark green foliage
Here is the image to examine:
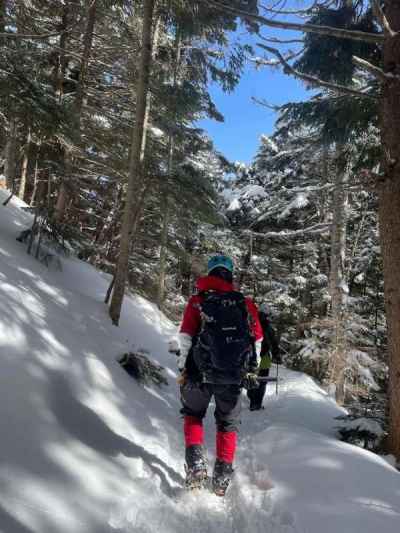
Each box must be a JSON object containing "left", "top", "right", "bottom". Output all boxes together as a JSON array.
[
  {"left": 335, "top": 391, "right": 387, "bottom": 452},
  {"left": 294, "top": 5, "right": 382, "bottom": 85},
  {"left": 278, "top": 92, "right": 379, "bottom": 145}
]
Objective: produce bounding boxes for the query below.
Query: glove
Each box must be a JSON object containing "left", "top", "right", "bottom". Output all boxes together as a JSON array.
[
  {"left": 177, "top": 369, "right": 188, "bottom": 386},
  {"left": 242, "top": 373, "right": 259, "bottom": 390},
  {"left": 176, "top": 352, "right": 187, "bottom": 371},
  {"left": 168, "top": 338, "right": 180, "bottom": 354},
  {"left": 168, "top": 337, "right": 187, "bottom": 370},
  {"left": 271, "top": 348, "right": 282, "bottom": 365}
]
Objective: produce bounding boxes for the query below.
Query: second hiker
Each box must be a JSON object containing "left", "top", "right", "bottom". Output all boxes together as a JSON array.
[{"left": 247, "top": 303, "right": 282, "bottom": 411}]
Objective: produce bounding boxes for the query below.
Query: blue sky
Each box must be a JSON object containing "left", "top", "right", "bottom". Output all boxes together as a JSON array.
[{"left": 198, "top": 16, "right": 311, "bottom": 164}]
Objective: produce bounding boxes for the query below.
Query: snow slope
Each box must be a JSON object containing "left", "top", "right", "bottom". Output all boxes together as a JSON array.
[{"left": 0, "top": 190, "right": 399, "bottom": 533}]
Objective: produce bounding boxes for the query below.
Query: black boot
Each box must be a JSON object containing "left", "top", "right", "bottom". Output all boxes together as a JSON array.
[
  {"left": 212, "top": 459, "right": 233, "bottom": 496},
  {"left": 185, "top": 445, "right": 208, "bottom": 490},
  {"left": 249, "top": 403, "right": 264, "bottom": 411}
]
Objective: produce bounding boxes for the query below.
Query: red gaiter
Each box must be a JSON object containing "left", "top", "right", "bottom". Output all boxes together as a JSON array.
[
  {"left": 184, "top": 416, "right": 204, "bottom": 446},
  {"left": 216, "top": 431, "right": 237, "bottom": 464}
]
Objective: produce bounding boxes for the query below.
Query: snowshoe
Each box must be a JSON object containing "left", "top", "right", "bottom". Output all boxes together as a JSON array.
[
  {"left": 185, "top": 445, "right": 208, "bottom": 490},
  {"left": 212, "top": 459, "right": 233, "bottom": 497}
]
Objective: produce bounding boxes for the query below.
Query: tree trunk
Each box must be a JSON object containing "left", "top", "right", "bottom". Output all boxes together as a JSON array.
[
  {"left": 0, "top": 0, "right": 5, "bottom": 35},
  {"left": 380, "top": 0, "right": 400, "bottom": 459},
  {"left": 18, "top": 126, "right": 32, "bottom": 201},
  {"left": 55, "top": 181, "right": 68, "bottom": 220},
  {"left": 55, "top": 1, "right": 97, "bottom": 222},
  {"left": 157, "top": 194, "right": 170, "bottom": 309},
  {"left": 328, "top": 144, "right": 349, "bottom": 404},
  {"left": 74, "top": 0, "right": 97, "bottom": 115},
  {"left": 109, "top": 0, "right": 156, "bottom": 326},
  {"left": 239, "top": 234, "right": 253, "bottom": 287},
  {"left": 54, "top": 4, "right": 70, "bottom": 220},
  {"left": 56, "top": 4, "right": 69, "bottom": 101},
  {"left": 179, "top": 237, "right": 194, "bottom": 298},
  {"left": 30, "top": 142, "right": 41, "bottom": 206},
  {"left": 4, "top": 118, "right": 17, "bottom": 191},
  {"left": 156, "top": 27, "right": 180, "bottom": 309}
]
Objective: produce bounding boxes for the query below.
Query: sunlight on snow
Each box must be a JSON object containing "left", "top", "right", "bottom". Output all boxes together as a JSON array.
[
  {"left": 0, "top": 468, "right": 83, "bottom": 532},
  {"left": 84, "top": 356, "right": 115, "bottom": 390},
  {"left": 0, "top": 246, "right": 11, "bottom": 257},
  {"left": 35, "top": 279, "right": 69, "bottom": 306},
  {"left": 305, "top": 456, "right": 343, "bottom": 470},
  {"left": 0, "top": 322, "right": 27, "bottom": 349},
  {"left": 38, "top": 329, "right": 69, "bottom": 357}
]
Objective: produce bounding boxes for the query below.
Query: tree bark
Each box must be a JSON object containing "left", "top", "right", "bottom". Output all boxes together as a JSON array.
[
  {"left": 157, "top": 28, "right": 181, "bottom": 309},
  {"left": 328, "top": 144, "right": 349, "bottom": 404},
  {"left": 56, "top": 4, "right": 69, "bottom": 102},
  {"left": 18, "top": 126, "right": 31, "bottom": 201},
  {"left": 109, "top": 0, "right": 156, "bottom": 326},
  {"left": 157, "top": 192, "right": 170, "bottom": 309},
  {"left": 4, "top": 118, "right": 17, "bottom": 191},
  {"left": 74, "top": 0, "right": 97, "bottom": 119},
  {"left": 30, "top": 146, "right": 41, "bottom": 206},
  {"left": 379, "top": 0, "right": 400, "bottom": 459},
  {"left": 179, "top": 236, "right": 194, "bottom": 298},
  {"left": 0, "top": 0, "right": 5, "bottom": 35},
  {"left": 55, "top": 1, "right": 97, "bottom": 222}
]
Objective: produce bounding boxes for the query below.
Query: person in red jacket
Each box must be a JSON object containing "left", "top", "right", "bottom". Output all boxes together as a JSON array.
[{"left": 169, "top": 254, "right": 263, "bottom": 495}]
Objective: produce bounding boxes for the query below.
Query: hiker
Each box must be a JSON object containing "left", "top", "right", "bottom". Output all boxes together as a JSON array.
[
  {"left": 169, "top": 254, "right": 263, "bottom": 496},
  {"left": 247, "top": 304, "right": 282, "bottom": 411}
]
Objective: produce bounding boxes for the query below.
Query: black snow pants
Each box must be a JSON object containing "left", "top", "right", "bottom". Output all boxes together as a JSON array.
[
  {"left": 247, "top": 368, "right": 270, "bottom": 408},
  {"left": 181, "top": 382, "right": 241, "bottom": 432}
]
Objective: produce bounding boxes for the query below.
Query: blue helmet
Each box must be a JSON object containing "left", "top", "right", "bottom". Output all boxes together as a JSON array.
[{"left": 207, "top": 254, "right": 234, "bottom": 274}]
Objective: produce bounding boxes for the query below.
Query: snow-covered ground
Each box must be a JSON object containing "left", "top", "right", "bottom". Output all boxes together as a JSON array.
[{"left": 0, "top": 189, "right": 399, "bottom": 533}]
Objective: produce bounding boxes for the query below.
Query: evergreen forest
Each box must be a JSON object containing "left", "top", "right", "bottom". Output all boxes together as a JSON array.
[{"left": 1, "top": 0, "right": 400, "bottom": 465}]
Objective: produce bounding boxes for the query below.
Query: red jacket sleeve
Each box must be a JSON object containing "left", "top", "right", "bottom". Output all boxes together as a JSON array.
[
  {"left": 179, "top": 295, "right": 201, "bottom": 337},
  {"left": 245, "top": 298, "right": 263, "bottom": 342}
]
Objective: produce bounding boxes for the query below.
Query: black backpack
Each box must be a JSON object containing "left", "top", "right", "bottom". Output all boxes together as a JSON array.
[{"left": 193, "top": 291, "right": 253, "bottom": 384}]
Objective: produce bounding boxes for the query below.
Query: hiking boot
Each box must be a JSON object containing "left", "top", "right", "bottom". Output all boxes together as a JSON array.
[
  {"left": 185, "top": 445, "right": 208, "bottom": 489},
  {"left": 249, "top": 404, "right": 264, "bottom": 411},
  {"left": 212, "top": 459, "right": 234, "bottom": 496}
]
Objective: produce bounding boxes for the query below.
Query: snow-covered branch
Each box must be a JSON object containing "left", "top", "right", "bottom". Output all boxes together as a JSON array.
[
  {"left": 257, "top": 43, "right": 377, "bottom": 99},
  {"left": 352, "top": 55, "right": 387, "bottom": 82},
  {"left": 203, "top": 0, "right": 385, "bottom": 44},
  {"left": 372, "top": 0, "right": 397, "bottom": 37},
  {"left": 243, "top": 223, "right": 331, "bottom": 241}
]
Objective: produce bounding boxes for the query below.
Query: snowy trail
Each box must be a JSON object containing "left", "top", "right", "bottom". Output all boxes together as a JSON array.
[{"left": 1, "top": 190, "right": 400, "bottom": 533}]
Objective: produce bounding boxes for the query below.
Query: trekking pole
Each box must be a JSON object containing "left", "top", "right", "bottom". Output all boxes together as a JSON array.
[{"left": 276, "top": 362, "right": 279, "bottom": 396}]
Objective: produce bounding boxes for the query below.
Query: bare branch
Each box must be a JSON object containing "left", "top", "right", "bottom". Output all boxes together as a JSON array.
[
  {"left": 353, "top": 55, "right": 387, "bottom": 82},
  {"left": 0, "top": 29, "right": 73, "bottom": 40},
  {"left": 251, "top": 46, "right": 304, "bottom": 67},
  {"left": 204, "top": 0, "right": 385, "bottom": 44},
  {"left": 260, "top": 0, "right": 323, "bottom": 16},
  {"left": 257, "top": 43, "right": 377, "bottom": 99},
  {"left": 251, "top": 96, "right": 281, "bottom": 111},
  {"left": 258, "top": 33, "right": 304, "bottom": 45},
  {"left": 372, "top": 0, "right": 397, "bottom": 37}
]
